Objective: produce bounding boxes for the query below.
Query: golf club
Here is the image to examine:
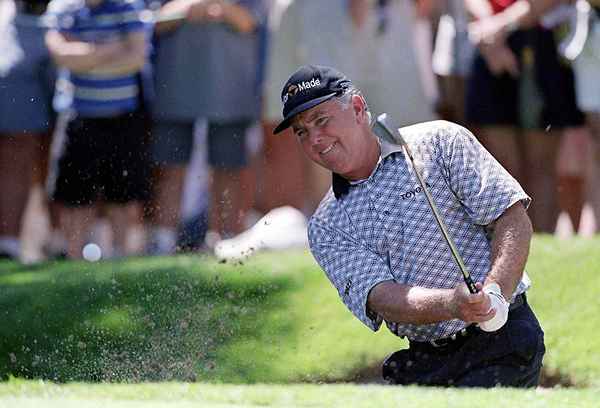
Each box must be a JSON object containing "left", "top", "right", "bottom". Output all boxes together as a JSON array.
[{"left": 373, "top": 113, "right": 478, "bottom": 294}]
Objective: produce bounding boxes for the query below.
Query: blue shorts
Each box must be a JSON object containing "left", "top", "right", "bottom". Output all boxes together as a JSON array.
[{"left": 382, "top": 294, "right": 545, "bottom": 387}]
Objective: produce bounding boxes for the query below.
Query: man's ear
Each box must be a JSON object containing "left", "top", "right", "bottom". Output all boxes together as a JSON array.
[{"left": 351, "top": 94, "right": 367, "bottom": 123}]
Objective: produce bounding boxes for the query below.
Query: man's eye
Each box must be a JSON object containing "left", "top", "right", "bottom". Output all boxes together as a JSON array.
[
  {"left": 295, "top": 129, "right": 306, "bottom": 139},
  {"left": 316, "top": 116, "right": 329, "bottom": 126}
]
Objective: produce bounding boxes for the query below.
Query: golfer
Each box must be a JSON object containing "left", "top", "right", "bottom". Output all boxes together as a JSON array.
[{"left": 274, "top": 65, "right": 545, "bottom": 387}]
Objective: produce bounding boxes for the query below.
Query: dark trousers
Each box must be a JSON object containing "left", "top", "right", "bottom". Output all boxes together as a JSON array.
[{"left": 383, "top": 297, "right": 545, "bottom": 387}]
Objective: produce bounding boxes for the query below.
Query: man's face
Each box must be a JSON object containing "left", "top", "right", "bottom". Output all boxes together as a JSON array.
[{"left": 291, "top": 96, "right": 375, "bottom": 180}]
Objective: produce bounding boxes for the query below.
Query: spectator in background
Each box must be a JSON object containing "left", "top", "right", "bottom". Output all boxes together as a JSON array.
[
  {"left": 352, "top": 0, "right": 436, "bottom": 124},
  {"left": 467, "top": 0, "right": 598, "bottom": 234},
  {"left": 150, "top": 0, "right": 267, "bottom": 251},
  {"left": 571, "top": 0, "right": 600, "bottom": 233},
  {"left": 431, "top": 0, "right": 474, "bottom": 125},
  {"left": 0, "top": 0, "right": 54, "bottom": 260},
  {"left": 465, "top": 0, "right": 585, "bottom": 233},
  {"left": 45, "top": 0, "right": 153, "bottom": 259}
]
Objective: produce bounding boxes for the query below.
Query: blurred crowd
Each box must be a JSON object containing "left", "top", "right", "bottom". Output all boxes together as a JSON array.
[{"left": 1, "top": 0, "right": 599, "bottom": 262}]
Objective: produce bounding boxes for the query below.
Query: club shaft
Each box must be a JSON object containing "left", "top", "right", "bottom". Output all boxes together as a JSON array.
[{"left": 375, "top": 114, "right": 478, "bottom": 294}]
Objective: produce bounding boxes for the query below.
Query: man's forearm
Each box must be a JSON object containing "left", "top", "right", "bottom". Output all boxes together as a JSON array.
[
  {"left": 368, "top": 282, "right": 455, "bottom": 325},
  {"left": 155, "top": 0, "right": 190, "bottom": 34},
  {"left": 46, "top": 31, "right": 124, "bottom": 73},
  {"left": 485, "top": 202, "right": 533, "bottom": 300},
  {"left": 220, "top": 1, "right": 257, "bottom": 33},
  {"left": 49, "top": 30, "right": 147, "bottom": 76},
  {"left": 495, "top": 0, "right": 565, "bottom": 30},
  {"left": 464, "top": 0, "right": 494, "bottom": 20},
  {"left": 156, "top": 0, "right": 258, "bottom": 35},
  {"left": 88, "top": 48, "right": 145, "bottom": 75}
]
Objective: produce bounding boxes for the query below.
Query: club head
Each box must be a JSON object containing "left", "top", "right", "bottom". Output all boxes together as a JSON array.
[{"left": 372, "top": 113, "right": 407, "bottom": 146}]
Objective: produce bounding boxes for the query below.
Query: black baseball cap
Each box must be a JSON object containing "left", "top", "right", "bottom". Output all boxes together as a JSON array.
[{"left": 273, "top": 65, "right": 352, "bottom": 134}]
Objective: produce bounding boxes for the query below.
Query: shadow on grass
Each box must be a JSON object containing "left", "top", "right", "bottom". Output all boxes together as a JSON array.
[
  {"left": 342, "top": 357, "right": 579, "bottom": 388},
  {"left": 0, "top": 257, "right": 294, "bottom": 383}
]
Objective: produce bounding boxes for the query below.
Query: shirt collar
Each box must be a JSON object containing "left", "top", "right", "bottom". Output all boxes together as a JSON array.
[{"left": 332, "top": 137, "right": 404, "bottom": 199}]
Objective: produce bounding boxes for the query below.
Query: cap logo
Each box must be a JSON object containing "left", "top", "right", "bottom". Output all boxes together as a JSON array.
[
  {"left": 297, "top": 77, "right": 321, "bottom": 92},
  {"left": 282, "top": 78, "right": 321, "bottom": 103}
]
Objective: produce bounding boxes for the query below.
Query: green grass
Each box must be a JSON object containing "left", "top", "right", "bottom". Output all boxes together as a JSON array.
[
  {"left": 1, "top": 236, "right": 600, "bottom": 389},
  {"left": 526, "top": 236, "right": 600, "bottom": 386},
  {"left": 1, "top": 379, "right": 600, "bottom": 408},
  {"left": 0, "top": 251, "right": 398, "bottom": 384}
]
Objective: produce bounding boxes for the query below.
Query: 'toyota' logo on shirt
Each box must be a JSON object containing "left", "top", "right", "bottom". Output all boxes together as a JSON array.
[{"left": 400, "top": 182, "right": 432, "bottom": 200}]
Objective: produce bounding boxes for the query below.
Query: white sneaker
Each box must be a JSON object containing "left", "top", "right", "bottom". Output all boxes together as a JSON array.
[{"left": 214, "top": 206, "right": 308, "bottom": 261}]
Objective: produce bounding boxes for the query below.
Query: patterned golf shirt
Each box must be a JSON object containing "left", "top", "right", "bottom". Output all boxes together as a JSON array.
[{"left": 308, "top": 120, "right": 531, "bottom": 342}]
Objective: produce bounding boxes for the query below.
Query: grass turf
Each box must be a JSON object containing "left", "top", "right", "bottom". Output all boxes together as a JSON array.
[
  {"left": 0, "top": 236, "right": 599, "bottom": 388},
  {"left": 1, "top": 380, "right": 600, "bottom": 408}
]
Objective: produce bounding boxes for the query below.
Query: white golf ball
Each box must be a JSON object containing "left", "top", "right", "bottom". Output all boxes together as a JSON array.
[{"left": 82, "top": 243, "right": 102, "bottom": 262}]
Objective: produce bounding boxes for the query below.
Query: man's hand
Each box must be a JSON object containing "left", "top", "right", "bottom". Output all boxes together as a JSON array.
[
  {"left": 469, "top": 14, "right": 508, "bottom": 45},
  {"left": 479, "top": 41, "right": 520, "bottom": 77},
  {"left": 187, "top": 0, "right": 210, "bottom": 22},
  {"left": 450, "top": 282, "right": 496, "bottom": 323}
]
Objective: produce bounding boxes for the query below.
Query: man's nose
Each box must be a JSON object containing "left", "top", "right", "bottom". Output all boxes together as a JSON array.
[{"left": 308, "top": 129, "right": 323, "bottom": 147}]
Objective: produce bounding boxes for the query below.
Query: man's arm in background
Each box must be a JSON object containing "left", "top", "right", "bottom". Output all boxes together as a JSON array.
[
  {"left": 88, "top": 31, "right": 147, "bottom": 75},
  {"left": 156, "top": 0, "right": 258, "bottom": 34},
  {"left": 45, "top": 30, "right": 124, "bottom": 73},
  {"left": 464, "top": 0, "right": 494, "bottom": 20},
  {"left": 46, "top": 30, "right": 146, "bottom": 76},
  {"left": 468, "top": 0, "right": 570, "bottom": 43}
]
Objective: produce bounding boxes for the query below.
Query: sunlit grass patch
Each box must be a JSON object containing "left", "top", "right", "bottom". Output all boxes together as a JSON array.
[{"left": 1, "top": 379, "right": 600, "bottom": 408}]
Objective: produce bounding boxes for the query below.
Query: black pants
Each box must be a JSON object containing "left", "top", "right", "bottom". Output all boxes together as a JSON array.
[{"left": 383, "top": 297, "right": 545, "bottom": 387}]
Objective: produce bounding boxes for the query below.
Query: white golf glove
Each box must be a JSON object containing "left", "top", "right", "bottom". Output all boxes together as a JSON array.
[{"left": 478, "top": 283, "right": 509, "bottom": 332}]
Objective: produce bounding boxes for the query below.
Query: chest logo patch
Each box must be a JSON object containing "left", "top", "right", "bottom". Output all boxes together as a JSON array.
[{"left": 400, "top": 182, "right": 431, "bottom": 200}]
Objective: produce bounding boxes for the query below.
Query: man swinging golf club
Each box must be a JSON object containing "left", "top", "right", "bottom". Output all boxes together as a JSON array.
[{"left": 274, "top": 65, "right": 545, "bottom": 387}]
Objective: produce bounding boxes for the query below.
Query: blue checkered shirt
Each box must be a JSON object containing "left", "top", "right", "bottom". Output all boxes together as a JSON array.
[{"left": 308, "top": 121, "right": 531, "bottom": 342}]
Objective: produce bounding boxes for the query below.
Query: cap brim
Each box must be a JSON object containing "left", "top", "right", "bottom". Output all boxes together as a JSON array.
[{"left": 273, "top": 93, "right": 338, "bottom": 134}]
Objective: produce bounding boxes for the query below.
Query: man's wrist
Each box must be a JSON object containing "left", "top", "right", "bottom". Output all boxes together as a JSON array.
[
  {"left": 483, "top": 279, "right": 513, "bottom": 301},
  {"left": 485, "top": 285, "right": 508, "bottom": 309}
]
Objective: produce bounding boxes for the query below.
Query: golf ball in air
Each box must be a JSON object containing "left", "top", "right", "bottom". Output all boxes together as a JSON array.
[{"left": 82, "top": 243, "right": 102, "bottom": 262}]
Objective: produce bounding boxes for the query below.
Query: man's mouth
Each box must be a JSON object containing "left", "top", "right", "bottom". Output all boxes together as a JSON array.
[{"left": 320, "top": 142, "right": 336, "bottom": 155}]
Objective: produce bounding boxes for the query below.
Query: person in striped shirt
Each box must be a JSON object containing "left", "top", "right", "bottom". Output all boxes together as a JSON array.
[{"left": 45, "top": 0, "right": 152, "bottom": 259}]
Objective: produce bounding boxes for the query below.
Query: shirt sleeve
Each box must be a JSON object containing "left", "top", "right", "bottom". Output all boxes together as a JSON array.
[
  {"left": 44, "top": 0, "right": 75, "bottom": 33},
  {"left": 308, "top": 217, "right": 393, "bottom": 331},
  {"left": 442, "top": 123, "right": 531, "bottom": 225}
]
